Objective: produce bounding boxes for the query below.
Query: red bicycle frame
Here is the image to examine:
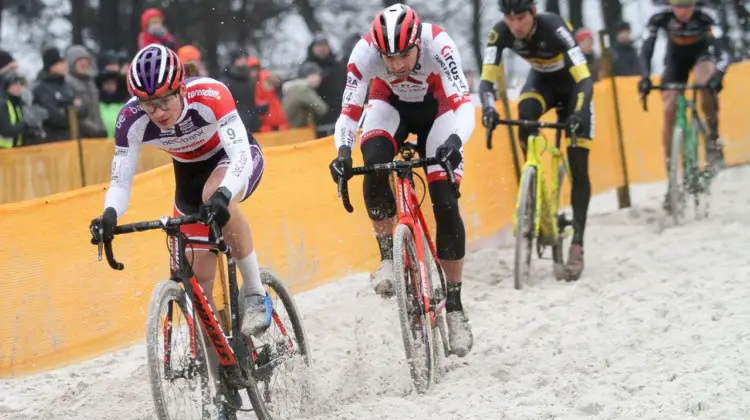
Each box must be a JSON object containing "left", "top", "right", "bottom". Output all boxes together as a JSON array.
[{"left": 393, "top": 173, "right": 447, "bottom": 325}]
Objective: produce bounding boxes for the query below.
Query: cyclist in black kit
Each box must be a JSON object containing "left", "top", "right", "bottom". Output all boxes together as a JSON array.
[
  {"left": 479, "top": 0, "right": 593, "bottom": 281},
  {"left": 639, "top": 0, "right": 731, "bottom": 211}
]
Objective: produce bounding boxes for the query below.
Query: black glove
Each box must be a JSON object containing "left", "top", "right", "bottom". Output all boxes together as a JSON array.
[
  {"left": 482, "top": 106, "right": 500, "bottom": 129},
  {"left": 90, "top": 207, "right": 117, "bottom": 245},
  {"left": 329, "top": 145, "right": 353, "bottom": 184},
  {"left": 436, "top": 134, "right": 463, "bottom": 171},
  {"left": 201, "top": 187, "right": 232, "bottom": 227},
  {"left": 707, "top": 72, "right": 723, "bottom": 93},
  {"left": 567, "top": 113, "right": 584, "bottom": 136},
  {"left": 638, "top": 78, "right": 652, "bottom": 96}
]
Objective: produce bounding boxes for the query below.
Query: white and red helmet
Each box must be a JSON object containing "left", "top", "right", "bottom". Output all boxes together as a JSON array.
[{"left": 371, "top": 4, "right": 422, "bottom": 56}]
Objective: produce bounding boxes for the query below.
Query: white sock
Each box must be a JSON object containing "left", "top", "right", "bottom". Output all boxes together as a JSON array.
[{"left": 237, "top": 251, "right": 265, "bottom": 296}]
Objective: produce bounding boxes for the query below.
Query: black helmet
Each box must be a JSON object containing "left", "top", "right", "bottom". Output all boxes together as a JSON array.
[{"left": 499, "top": 0, "right": 535, "bottom": 14}]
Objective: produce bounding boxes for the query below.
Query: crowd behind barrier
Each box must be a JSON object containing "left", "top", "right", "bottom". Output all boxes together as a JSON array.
[
  {"left": 0, "top": 127, "right": 315, "bottom": 204},
  {"left": 2, "top": 64, "right": 750, "bottom": 377}
]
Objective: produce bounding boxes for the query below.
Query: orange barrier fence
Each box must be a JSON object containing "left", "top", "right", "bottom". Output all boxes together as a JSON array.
[
  {"left": 0, "top": 127, "right": 314, "bottom": 204},
  {"left": 2, "top": 63, "right": 750, "bottom": 377}
]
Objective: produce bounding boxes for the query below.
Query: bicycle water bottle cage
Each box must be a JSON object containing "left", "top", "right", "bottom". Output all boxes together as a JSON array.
[{"left": 400, "top": 142, "right": 417, "bottom": 161}]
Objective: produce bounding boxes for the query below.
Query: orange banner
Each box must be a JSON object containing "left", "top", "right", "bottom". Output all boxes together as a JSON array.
[{"left": 1, "top": 62, "right": 749, "bottom": 377}]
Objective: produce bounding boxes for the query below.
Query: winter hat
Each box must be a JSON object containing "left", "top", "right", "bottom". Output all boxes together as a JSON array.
[
  {"left": 66, "top": 45, "right": 92, "bottom": 68},
  {"left": 0, "top": 50, "right": 15, "bottom": 71},
  {"left": 177, "top": 45, "right": 201, "bottom": 63},
  {"left": 298, "top": 61, "right": 322, "bottom": 78},
  {"left": 42, "top": 47, "right": 65, "bottom": 70},
  {"left": 575, "top": 28, "right": 594, "bottom": 43}
]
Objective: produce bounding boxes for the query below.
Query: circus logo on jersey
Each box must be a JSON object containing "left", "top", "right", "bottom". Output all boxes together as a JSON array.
[
  {"left": 188, "top": 88, "right": 221, "bottom": 100},
  {"left": 437, "top": 45, "right": 461, "bottom": 82}
]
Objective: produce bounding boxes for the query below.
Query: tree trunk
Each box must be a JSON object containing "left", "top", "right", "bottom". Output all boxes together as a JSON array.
[
  {"left": 70, "top": 0, "right": 85, "bottom": 45},
  {"left": 99, "top": 0, "right": 120, "bottom": 51},
  {"left": 600, "top": 0, "right": 623, "bottom": 39},
  {"left": 293, "top": 0, "right": 321, "bottom": 34},
  {"left": 569, "top": 0, "right": 583, "bottom": 30},
  {"left": 237, "top": 0, "right": 251, "bottom": 45},
  {"left": 0, "top": 0, "right": 5, "bottom": 43},
  {"left": 546, "top": 0, "right": 560, "bottom": 15},
  {"left": 202, "top": 0, "right": 220, "bottom": 75},
  {"left": 470, "top": 0, "right": 483, "bottom": 72},
  {"left": 128, "top": 0, "right": 143, "bottom": 53}
]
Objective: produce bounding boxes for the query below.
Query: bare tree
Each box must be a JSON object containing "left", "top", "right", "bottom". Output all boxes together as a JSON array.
[
  {"left": 293, "top": 0, "right": 322, "bottom": 34},
  {"left": 469, "top": 0, "right": 483, "bottom": 72},
  {"left": 569, "top": 0, "right": 583, "bottom": 30}
]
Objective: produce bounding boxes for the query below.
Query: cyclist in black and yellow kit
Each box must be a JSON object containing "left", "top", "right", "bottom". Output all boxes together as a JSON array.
[
  {"left": 480, "top": 0, "right": 592, "bottom": 281},
  {"left": 639, "top": 0, "right": 731, "bottom": 212}
]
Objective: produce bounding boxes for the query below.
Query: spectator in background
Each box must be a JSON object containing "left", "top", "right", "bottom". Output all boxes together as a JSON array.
[
  {"left": 178, "top": 45, "right": 209, "bottom": 77},
  {"left": 256, "top": 68, "right": 288, "bottom": 132},
  {"left": 33, "top": 47, "right": 85, "bottom": 143},
  {"left": 611, "top": 21, "right": 641, "bottom": 76},
  {"left": 138, "top": 8, "right": 177, "bottom": 50},
  {"left": 0, "top": 50, "right": 18, "bottom": 75},
  {"left": 303, "top": 35, "right": 345, "bottom": 138},
  {"left": 575, "top": 28, "right": 601, "bottom": 82},
  {"left": 282, "top": 62, "right": 328, "bottom": 129},
  {"left": 0, "top": 72, "right": 41, "bottom": 148},
  {"left": 98, "top": 70, "right": 123, "bottom": 138},
  {"left": 221, "top": 49, "right": 262, "bottom": 133},
  {"left": 66, "top": 45, "right": 107, "bottom": 138},
  {"left": 96, "top": 50, "right": 129, "bottom": 101}
]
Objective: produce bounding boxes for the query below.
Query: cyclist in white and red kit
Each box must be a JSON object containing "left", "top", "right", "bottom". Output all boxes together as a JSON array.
[
  {"left": 89, "top": 44, "right": 271, "bottom": 338},
  {"left": 328, "top": 3, "right": 476, "bottom": 356}
]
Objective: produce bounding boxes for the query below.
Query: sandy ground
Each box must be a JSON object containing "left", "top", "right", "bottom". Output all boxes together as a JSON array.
[{"left": 3, "top": 166, "right": 750, "bottom": 420}]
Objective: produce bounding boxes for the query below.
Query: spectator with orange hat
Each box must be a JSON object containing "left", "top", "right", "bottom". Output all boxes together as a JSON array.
[
  {"left": 575, "top": 28, "right": 601, "bottom": 82},
  {"left": 177, "top": 45, "right": 209, "bottom": 77}
]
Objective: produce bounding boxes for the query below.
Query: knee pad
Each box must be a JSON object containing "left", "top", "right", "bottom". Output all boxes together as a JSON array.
[
  {"left": 429, "top": 181, "right": 465, "bottom": 260},
  {"left": 362, "top": 136, "right": 397, "bottom": 220},
  {"left": 517, "top": 97, "right": 545, "bottom": 149}
]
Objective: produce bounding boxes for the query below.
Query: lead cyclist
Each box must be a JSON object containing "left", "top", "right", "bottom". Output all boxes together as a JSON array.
[
  {"left": 328, "top": 3, "right": 476, "bottom": 357},
  {"left": 89, "top": 45, "right": 271, "bottom": 338}
]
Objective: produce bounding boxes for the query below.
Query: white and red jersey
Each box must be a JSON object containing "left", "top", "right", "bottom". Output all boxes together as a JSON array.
[
  {"left": 334, "top": 23, "right": 475, "bottom": 150},
  {"left": 104, "top": 77, "right": 255, "bottom": 217}
]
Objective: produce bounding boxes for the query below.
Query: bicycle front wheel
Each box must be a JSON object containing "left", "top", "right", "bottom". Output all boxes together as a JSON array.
[
  {"left": 393, "top": 224, "right": 438, "bottom": 394},
  {"left": 244, "top": 269, "right": 311, "bottom": 420},
  {"left": 146, "top": 280, "right": 216, "bottom": 420},
  {"left": 514, "top": 165, "right": 537, "bottom": 290},
  {"left": 669, "top": 126, "right": 687, "bottom": 225}
]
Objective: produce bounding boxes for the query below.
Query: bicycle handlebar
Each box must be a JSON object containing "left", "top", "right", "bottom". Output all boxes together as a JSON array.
[
  {"left": 96, "top": 213, "right": 215, "bottom": 271},
  {"left": 337, "top": 157, "right": 457, "bottom": 213},
  {"left": 489, "top": 118, "right": 578, "bottom": 148},
  {"left": 641, "top": 83, "right": 713, "bottom": 112}
]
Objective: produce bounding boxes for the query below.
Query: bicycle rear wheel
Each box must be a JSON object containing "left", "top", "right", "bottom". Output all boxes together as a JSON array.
[
  {"left": 393, "top": 224, "right": 438, "bottom": 394},
  {"left": 514, "top": 166, "right": 537, "bottom": 290},
  {"left": 146, "top": 280, "right": 217, "bottom": 420},
  {"left": 244, "top": 269, "right": 311, "bottom": 420},
  {"left": 669, "top": 127, "right": 687, "bottom": 225}
]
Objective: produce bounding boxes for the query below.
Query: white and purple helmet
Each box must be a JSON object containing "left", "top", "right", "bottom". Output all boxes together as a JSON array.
[{"left": 126, "top": 44, "right": 184, "bottom": 98}]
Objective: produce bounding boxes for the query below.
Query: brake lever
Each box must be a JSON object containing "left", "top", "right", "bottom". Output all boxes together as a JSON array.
[{"left": 97, "top": 240, "right": 103, "bottom": 261}]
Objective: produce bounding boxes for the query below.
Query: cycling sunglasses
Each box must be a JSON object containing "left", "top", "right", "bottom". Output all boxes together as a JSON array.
[{"left": 138, "top": 90, "right": 181, "bottom": 113}]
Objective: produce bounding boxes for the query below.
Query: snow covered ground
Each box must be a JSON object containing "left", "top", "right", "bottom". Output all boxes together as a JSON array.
[{"left": 2, "top": 166, "right": 750, "bottom": 420}]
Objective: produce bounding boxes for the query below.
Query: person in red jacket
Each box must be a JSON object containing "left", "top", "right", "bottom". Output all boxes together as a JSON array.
[
  {"left": 255, "top": 67, "right": 288, "bottom": 132},
  {"left": 138, "top": 8, "right": 177, "bottom": 50}
]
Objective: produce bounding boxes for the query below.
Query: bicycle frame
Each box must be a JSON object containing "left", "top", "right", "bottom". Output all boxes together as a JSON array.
[
  {"left": 496, "top": 119, "right": 573, "bottom": 242},
  {"left": 98, "top": 215, "right": 290, "bottom": 389},
  {"left": 337, "top": 146, "right": 456, "bottom": 324},
  {"left": 392, "top": 161, "right": 447, "bottom": 324},
  {"left": 645, "top": 84, "right": 713, "bottom": 192}
]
